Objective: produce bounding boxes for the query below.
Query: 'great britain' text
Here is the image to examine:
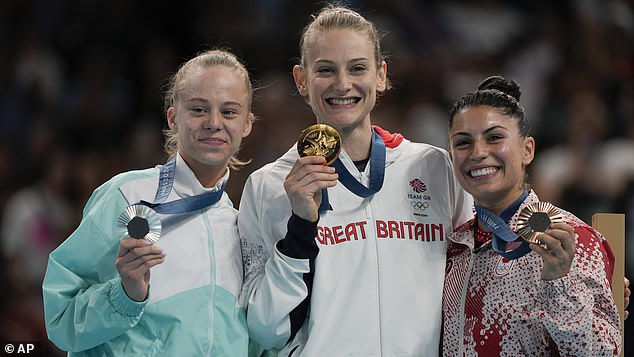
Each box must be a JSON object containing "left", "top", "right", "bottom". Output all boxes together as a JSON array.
[{"left": 316, "top": 220, "right": 444, "bottom": 245}]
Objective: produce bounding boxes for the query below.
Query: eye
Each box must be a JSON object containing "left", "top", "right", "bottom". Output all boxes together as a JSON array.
[
  {"left": 487, "top": 133, "right": 505, "bottom": 142},
  {"left": 351, "top": 65, "right": 367, "bottom": 73},
  {"left": 316, "top": 66, "right": 334, "bottom": 74},
  {"left": 452, "top": 138, "right": 472, "bottom": 148},
  {"left": 222, "top": 109, "right": 239, "bottom": 118},
  {"left": 190, "top": 106, "right": 207, "bottom": 115}
]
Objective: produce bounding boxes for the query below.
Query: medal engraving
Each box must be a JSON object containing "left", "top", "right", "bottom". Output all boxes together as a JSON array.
[
  {"left": 116, "top": 204, "right": 162, "bottom": 243},
  {"left": 516, "top": 202, "right": 563, "bottom": 243},
  {"left": 297, "top": 124, "right": 342, "bottom": 165}
]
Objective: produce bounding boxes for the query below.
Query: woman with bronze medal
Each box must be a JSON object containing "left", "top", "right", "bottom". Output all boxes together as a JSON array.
[
  {"left": 42, "top": 50, "right": 254, "bottom": 355},
  {"left": 442, "top": 76, "right": 622, "bottom": 355},
  {"left": 238, "top": 4, "right": 473, "bottom": 356}
]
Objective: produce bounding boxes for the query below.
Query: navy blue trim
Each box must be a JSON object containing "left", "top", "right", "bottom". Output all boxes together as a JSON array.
[
  {"left": 276, "top": 214, "right": 319, "bottom": 343},
  {"left": 277, "top": 214, "right": 319, "bottom": 260},
  {"left": 318, "top": 189, "right": 332, "bottom": 213}
]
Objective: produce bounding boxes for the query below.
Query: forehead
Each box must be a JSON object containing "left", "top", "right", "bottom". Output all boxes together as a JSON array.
[
  {"left": 451, "top": 106, "right": 516, "bottom": 133},
  {"left": 180, "top": 65, "right": 249, "bottom": 101},
  {"left": 304, "top": 29, "right": 375, "bottom": 64}
]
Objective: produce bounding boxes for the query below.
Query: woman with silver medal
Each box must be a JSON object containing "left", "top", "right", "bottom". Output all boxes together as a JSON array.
[{"left": 42, "top": 49, "right": 254, "bottom": 356}]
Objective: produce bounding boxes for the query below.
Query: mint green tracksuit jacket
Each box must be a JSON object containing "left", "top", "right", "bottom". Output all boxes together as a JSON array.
[{"left": 42, "top": 154, "right": 248, "bottom": 356}]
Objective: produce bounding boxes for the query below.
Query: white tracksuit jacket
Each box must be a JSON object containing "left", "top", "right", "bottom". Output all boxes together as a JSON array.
[{"left": 239, "top": 127, "right": 473, "bottom": 356}]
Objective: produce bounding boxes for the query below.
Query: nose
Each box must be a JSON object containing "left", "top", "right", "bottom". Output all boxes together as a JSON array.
[
  {"left": 203, "top": 111, "right": 222, "bottom": 131},
  {"left": 334, "top": 71, "right": 352, "bottom": 94},
  {"left": 470, "top": 138, "right": 488, "bottom": 161}
]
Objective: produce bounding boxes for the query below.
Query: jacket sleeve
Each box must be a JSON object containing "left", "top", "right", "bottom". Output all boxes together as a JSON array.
[
  {"left": 537, "top": 225, "right": 622, "bottom": 356},
  {"left": 42, "top": 189, "right": 147, "bottom": 352},
  {"left": 239, "top": 172, "right": 315, "bottom": 350}
]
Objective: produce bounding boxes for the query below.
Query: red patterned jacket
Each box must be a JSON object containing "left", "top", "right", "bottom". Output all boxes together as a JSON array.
[{"left": 442, "top": 190, "right": 622, "bottom": 356}]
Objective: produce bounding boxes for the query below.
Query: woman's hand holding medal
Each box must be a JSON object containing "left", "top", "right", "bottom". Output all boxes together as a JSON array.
[
  {"left": 284, "top": 156, "right": 338, "bottom": 222},
  {"left": 515, "top": 202, "right": 576, "bottom": 280},
  {"left": 115, "top": 238, "right": 166, "bottom": 301},
  {"left": 529, "top": 222, "right": 576, "bottom": 281},
  {"left": 284, "top": 124, "right": 341, "bottom": 222}
]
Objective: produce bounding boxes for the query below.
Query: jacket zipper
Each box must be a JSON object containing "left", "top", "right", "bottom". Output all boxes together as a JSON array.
[
  {"left": 360, "top": 168, "right": 382, "bottom": 352},
  {"left": 458, "top": 251, "right": 475, "bottom": 356}
]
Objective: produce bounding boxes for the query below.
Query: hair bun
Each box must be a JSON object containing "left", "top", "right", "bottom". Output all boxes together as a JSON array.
[{"left": 477, "top": 76, "right": 521, "bottom": 101}]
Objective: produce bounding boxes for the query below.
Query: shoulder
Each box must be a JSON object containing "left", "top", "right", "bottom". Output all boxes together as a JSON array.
[
  {"left": 449, "top": 218, "right": 476, "bottom": 240},
  {"left": 405, "top": 141, "right": 451, "bottom": 161},
  {"left": 559, "top": 208, "right": 604, "bottom": 242},
  {"left": 84, "top": 168, "right": 158, "bottom": 216},
  {"left": 374, "top": 125, "right": 452, "bottom": 165},
  {"left": 246, "top": 147, "right": 296, "bottom": 187},
  {"left": 60, "top": 169, "right": 159, "bottom": 252},
  {"left": 555, "top": 205, "right": 614, "bottom": 265},
  {"left": 104, "top": 168, "right": 158, "bottom": 192},
  {"left": 240, "top": 148, "right": 296, "bottom": 210}
]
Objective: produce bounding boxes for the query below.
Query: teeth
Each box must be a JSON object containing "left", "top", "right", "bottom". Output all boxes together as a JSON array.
[
  {"left": 470, "top": 167, "right": 498, "bottom": 177},
  {"left": 329, "top": 98, "right": 356, "bottom": 105}
]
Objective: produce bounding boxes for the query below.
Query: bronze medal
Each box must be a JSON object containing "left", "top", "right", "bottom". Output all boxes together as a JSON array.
[
  {"left": 516, "top": 202, "right": 563, "bottom": 243},
  {"left": 116, "top": 204, "right": 162, "bottom": 243},
  {"left": 297, "top": 124, "right": 342, "bottom": 165}
]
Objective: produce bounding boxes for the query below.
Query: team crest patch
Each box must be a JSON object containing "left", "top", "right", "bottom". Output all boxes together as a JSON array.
[
  {"left": 407, "top": 178, "right": 432, "bottom": 217},
  {"left": 495, "top": 256, "right": 514, "bottom": 276},
  {"left": 409, "top": 178, "right": 427, "bottom": 193}
]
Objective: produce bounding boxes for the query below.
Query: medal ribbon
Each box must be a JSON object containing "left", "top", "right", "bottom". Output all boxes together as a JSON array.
[
  {"left": 137, "top": 156, "right": 225, "bottom": 214},
  {"left": 474, "top": 189, "right": 530, "bottom": 260},
  {"left": 319, "top": 129, "right": 386, "bottom": 212},
  {"left": 318, "top": 189, "right": 332, "bottom": 213}
]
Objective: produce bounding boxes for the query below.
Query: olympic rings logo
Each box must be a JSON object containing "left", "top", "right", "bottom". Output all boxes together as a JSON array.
[{"left": 410, "top": 201, "right": 429, "bottom": 210}]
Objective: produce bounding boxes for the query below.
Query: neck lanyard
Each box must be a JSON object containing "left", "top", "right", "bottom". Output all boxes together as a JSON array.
[
  {"left": 319, "top": 128, "right": 386, "bottom": 213},
  {"left": 474, "top": 190, "right": 530, "bottom": 260},
  {"left": 136, "top": 156, "right": 226, "bottom": 214}
]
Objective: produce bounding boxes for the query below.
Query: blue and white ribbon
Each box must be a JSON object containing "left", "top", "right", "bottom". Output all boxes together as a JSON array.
[
  {"left": 475, "top": 190, "right": 530, "bottom": 260},
  {"left": 319, "top": 128, "right": 386, "bottom": 212},
  {"left": 137, "top": 155, "right": 225, "bottom": 215}
]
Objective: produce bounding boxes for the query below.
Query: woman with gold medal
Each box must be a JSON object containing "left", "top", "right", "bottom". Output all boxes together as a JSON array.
[
  {"left": 442, "top": 75, "right": 622, "bottom": 355},
  {"left": 238, "top": 4, "right": 473, "bottom": 356}
]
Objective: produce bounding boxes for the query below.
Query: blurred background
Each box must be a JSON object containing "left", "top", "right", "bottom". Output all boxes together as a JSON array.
[{"left": 0, "top": 0, "right": 631, "bottom": 355}]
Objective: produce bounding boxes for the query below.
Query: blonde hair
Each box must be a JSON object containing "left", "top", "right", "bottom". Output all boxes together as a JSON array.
[
  {"left": 163, "top": 49, "right": 253, "bottom": 170},
  {"left": 298, "top": 4, "right": 391, "bottom": 90}
]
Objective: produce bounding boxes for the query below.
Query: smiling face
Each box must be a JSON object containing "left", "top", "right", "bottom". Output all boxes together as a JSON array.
[
  {"left": 293, "top": 29, "right": 386, "bottom": 134},
  {"left": 167, "top": 65, "right": 253, "bottom": 186},
  {"left": 449, "top": 105, "right": 535, "bottom": 214}
]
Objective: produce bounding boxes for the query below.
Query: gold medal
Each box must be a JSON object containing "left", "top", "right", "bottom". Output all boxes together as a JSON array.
[
  {"left": 516, "top": 202, "right": 563, "bottom": 243},
  {"left": 116, "top": 204, "right": 162, "bottom": 243},
  {"left": 297, "top": 124, "right": 342, "bottom": 165}
]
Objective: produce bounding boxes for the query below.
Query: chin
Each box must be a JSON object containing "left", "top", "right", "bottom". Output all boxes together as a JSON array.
[
  {"left": 199, "top": 153, "right": 231, "bottom": 165},
  {"left": 467, "top": 186, "right": 499, "bottom": 203}
]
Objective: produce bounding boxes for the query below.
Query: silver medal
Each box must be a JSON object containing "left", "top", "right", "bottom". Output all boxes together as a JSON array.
[{"left": 116, "top": 204, "right": 162, "bottom": 243}]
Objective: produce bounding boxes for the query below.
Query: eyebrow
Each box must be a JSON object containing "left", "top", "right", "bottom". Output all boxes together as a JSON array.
[
  {"left": 314, "top": 57, "right": 370, "bottom": 65},
  {"left": 185, "top": 97, "right": 244, "bottom": 107},
  {"left": 452, "top": 125, "right": 508, "bottom": 138}
]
